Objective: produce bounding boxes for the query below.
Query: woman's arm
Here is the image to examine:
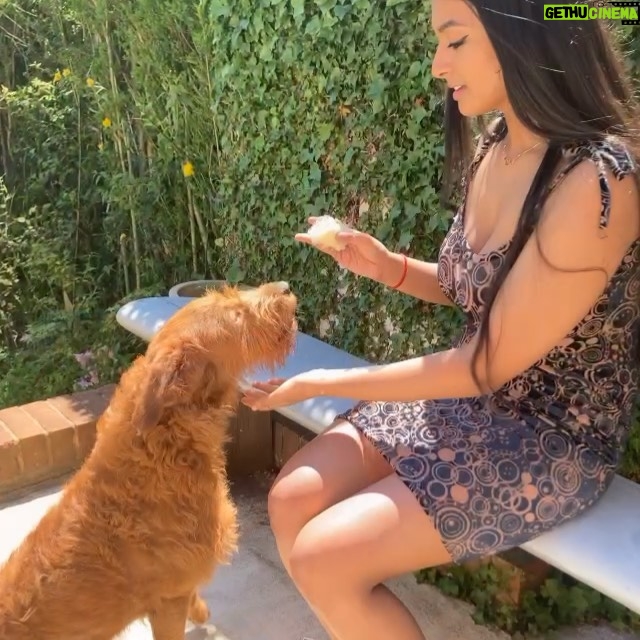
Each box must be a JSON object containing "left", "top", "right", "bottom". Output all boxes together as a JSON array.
[
  {"left": 243, "top": 158, "right": 639, "bottom": 410},
  {"left": 312, "top": 160, "right": 639, "bottom": 401},
  {"left": 381, "top": 252, "right": 456, "bottom": 306}
]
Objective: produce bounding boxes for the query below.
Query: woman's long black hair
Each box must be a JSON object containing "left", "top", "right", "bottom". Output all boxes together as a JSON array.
[{"left": 441, "top": 0, "right": 640, "bottom": 393}]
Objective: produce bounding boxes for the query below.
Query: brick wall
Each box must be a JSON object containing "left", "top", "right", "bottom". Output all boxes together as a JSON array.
[
  {"left": 0, "top": 385, "right": 115, "bottom": 499},
  {"left": 0, "top": 384, "right": 275, "bottom": 499}
]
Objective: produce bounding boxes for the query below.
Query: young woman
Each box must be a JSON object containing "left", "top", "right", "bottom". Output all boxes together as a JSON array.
[{"left": 242, "top": 1, "right": 640, "bottom": 638}]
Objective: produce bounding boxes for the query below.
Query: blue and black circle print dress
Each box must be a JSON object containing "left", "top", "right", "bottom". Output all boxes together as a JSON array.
[{"left": 339, "top": 126, "right": 640, "bottom": 564}]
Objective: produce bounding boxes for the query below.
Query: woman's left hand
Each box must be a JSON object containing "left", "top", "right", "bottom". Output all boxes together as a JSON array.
[{"left": 241, "top": 370, "right": 329, "bottom": 411}]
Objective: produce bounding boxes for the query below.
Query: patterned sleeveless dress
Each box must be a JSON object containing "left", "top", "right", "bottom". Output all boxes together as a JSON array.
[{"left": 339, "top": 125, "right": 640, "bottom": 564}]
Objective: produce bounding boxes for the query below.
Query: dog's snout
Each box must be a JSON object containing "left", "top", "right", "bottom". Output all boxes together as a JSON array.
[{"left": 276, "top": 281, "right": 290, "bottom": 294}]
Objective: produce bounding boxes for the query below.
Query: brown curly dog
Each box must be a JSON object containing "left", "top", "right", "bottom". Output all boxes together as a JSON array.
[{"left": 0, "top": 281, "right": 298, "bottom": 640}]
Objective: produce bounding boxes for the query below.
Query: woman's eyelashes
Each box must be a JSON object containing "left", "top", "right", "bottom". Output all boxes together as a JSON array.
[{"left": 448, "top": 35, "right": 468, "bottom": 49}]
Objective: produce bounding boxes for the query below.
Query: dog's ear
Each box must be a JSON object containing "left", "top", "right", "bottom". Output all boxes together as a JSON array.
[{"left": 132, "top": 343, "right": 213, "bottom": 432}]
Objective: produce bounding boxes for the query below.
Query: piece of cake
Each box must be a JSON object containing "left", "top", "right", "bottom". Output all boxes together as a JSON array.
[{"left": 306, "top": 215, "right": 351, "bottom": 251}]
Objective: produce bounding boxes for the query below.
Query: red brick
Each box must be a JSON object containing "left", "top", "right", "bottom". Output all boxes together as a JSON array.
[
  {"left": 47, "top": 394, "right": 98, "bottom": 427},
  {"left": 22, "top": 400, "right": 77, "bottom": 471},
  {"left": 0, "top": 422, "right": 21, "bottom": 485},
  {"left": 0, "top": 385, "right": 121, "bottom": 500},
  {"left": 75, "top": 386, "right": 114, "bottom": 424},
  {"left": 46, "top": 386, "right": 115, "bottom": 460},
  {"left": 46, "top": 396, "right": 96, "bottom": 460},
  {"left": 0, "top": 407, "right": 51, "bottom": 479}
]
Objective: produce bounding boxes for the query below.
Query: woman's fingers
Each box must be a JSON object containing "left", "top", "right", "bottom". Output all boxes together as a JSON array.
[
  {"left": 294, "top": 232, "right": 313, "bottom": 244},
  {"left": 251, "top": 378, "right": 286, "bottom": 393},
  {"left": 294, "top": 233, "right": 343, "bottom": 262}
]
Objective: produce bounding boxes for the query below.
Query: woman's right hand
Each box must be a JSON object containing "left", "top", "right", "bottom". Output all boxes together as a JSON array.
[{"left": 295, "top": 217, "right": 396, "bottom": 284}]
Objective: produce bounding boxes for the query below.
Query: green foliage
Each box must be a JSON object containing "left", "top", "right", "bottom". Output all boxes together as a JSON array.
[
  {"left": 56, "top": 0, "right": 463, "bottom": 360},
  {"left": 620, "top": 402, "right": 640, "bottom": 482},
  {"left": 418, "top": 562, "right": 640, "bottom": 638},
  {"left": 0, "top": 77, "right": 111, "bottom": 342},
  {"left": 0, "top": 0, "right": 465, "bottom": 410},
  {"left": 0, "top": 277, "right": 163, "bottom": 408}
]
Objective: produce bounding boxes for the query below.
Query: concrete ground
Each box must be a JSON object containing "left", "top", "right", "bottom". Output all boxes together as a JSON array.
[{"left": 0, "top": 474, "right": 637, "bottom": 640}]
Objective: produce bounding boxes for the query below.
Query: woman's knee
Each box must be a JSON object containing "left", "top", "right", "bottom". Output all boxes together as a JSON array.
[
  {"left": 267, "top": 419, "right": 392, "bottom": 546},
  {"left": 267, "top": 464, "right": 324, "bottom": 540}
]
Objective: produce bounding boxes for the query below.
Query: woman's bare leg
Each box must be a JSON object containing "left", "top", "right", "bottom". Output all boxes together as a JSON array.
[
  {"left": 268, "top": 419, "right": 394, "bottom": 638},
  {"left": 268, "top": 419, "right": 393, "bottom": 572},
  {"left": 288, "top": 473, "right": 453, "bottom": 640}
]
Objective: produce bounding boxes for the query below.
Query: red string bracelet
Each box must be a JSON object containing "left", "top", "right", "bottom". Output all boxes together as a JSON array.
[{"left": 391, "top": 253, "right": 408, "bottom": 289}]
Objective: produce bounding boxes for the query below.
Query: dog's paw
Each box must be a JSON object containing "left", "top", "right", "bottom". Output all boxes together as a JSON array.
[{"left": 188, "top": 593, "right": 210, "bottom": 625}]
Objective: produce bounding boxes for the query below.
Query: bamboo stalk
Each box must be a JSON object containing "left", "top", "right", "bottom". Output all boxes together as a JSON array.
[
  {"left": 120, "top": 233, "right": 130, "bottom": 295},
  {"left": 72, "top": 86, "right": 82, "bottom": 324},
  {"left": 187, "top": 182, "right": 208, "bottom": 275},
  {"left": 104, "top": 17, "right": 141, "bottom": 290},
  {"left": 187, "top": 183, "right": 197, "bottom": 274}
]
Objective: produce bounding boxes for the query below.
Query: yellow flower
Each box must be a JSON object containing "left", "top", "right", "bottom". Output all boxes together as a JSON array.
[
  {"left": 182, "top": 161, "right": 194, "bottom": 177},
  {"left": 102, "top": 117, "right": 112, "bottom": 128},
  {"left": 53, "top": 70, "right": 62, "bottom": 82},
  {"left": 62, "top": 68, "right": 71, "bottom": 77},
  {"left": 86, "top": 77, "right": 95, "bottom": 87}
]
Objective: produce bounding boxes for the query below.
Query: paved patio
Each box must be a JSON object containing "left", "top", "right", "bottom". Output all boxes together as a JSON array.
[{"left": 0, "top": 474, "right": 636, "bottom": 640}]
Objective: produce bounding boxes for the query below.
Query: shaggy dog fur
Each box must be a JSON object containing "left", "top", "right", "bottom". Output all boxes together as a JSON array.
[{"left": 0, "top": 282, "right": 298, "bottom": 640}]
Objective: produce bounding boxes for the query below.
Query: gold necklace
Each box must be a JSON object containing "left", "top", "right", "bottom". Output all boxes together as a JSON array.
[{"left": 502, "top": 139, "right": 545, "bottom": 165}]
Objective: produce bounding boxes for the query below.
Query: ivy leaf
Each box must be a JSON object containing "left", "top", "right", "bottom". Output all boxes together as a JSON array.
[
  {"left": 408, "top": 60, "right": 422, "bottom": 78},
  {"left": 225, "top": 259, "right": 246, "bottom": 283},
  {"left": 398, "top": 229, "right": 413, "bottom": 248},
  {"left": 291, "top": 0, "right": 305, "bottom": 16}
]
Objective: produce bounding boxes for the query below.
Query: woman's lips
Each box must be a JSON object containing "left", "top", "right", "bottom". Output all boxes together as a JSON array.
[{"left": 452, "top": 85, "right": 466, "bottom": 99}]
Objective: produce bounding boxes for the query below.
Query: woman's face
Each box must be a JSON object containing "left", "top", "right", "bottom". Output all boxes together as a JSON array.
[{"left": 430, "top": 0, "right": 508, "bottom": 117}]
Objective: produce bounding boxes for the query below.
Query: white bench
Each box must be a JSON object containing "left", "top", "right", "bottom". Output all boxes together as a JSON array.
[{"left": 116, "top": 295, "right": 640, "bottom": 617}]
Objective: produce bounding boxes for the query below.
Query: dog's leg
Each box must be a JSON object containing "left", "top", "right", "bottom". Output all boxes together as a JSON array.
[
  {"left": 187, "top": 590, "right": 210, "bottom": 625},
  {"left": 148, "top": 594, "right": 190, "bottom": 640}
]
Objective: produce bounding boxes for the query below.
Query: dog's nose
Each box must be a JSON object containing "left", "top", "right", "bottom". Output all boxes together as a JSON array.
[{"left": 276, "top": 281, "right": 290, "bottom": 294}]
